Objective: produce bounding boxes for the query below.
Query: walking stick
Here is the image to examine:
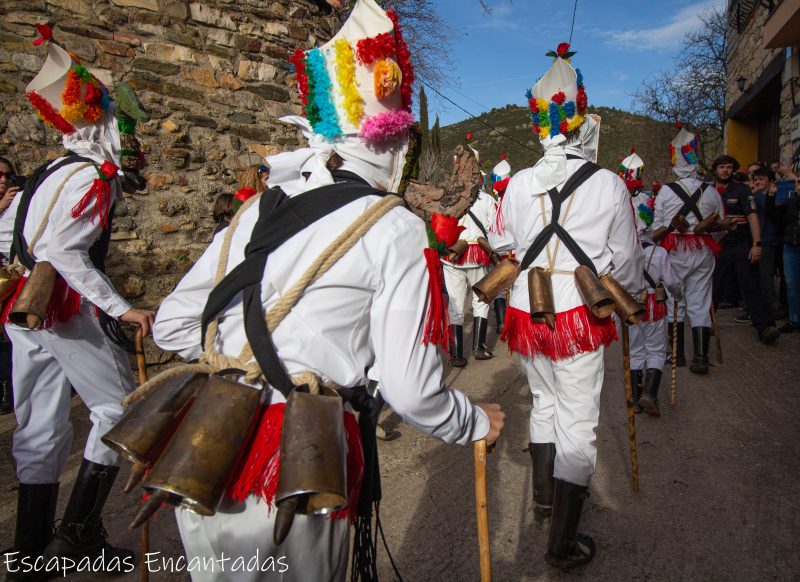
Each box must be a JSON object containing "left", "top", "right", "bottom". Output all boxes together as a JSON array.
[
  {"left": 473, "top": 439, "right": 491, "bottom": 582},
  {"left": 710, "top": 304, "right": 723, "bottom": 365},
  {"left": 671, "top": 300, "right": 678, "bottom": 406},
  {"left": 620, "top": 324, "right": 640, "bottom": 493},
  {"left": 133, "top": 329, "right": 150, "bottom": 582}
]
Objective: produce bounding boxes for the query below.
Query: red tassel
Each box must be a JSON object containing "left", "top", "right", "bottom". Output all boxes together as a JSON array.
[
  {"left": 422, "top": 247, "right": 452, "bottom": 349},
  {"left": 491, "top": 194, "right": 506, "bottom": 234},
  {"left": 501, "top": 305, "right": 618, "bottom": 361},
  {"left": 442, "top": 243, "right": 490, "bottom": 266},
  {"left": 70, "top": 178, "right": 112, "bottom": 229},
  {"left": 640, "top": 292, "right": 667, "bottom": 322},
  {"left": 660, "top": 233, "right": 720, "bottom": 256},
  {"left": 226, "top": 403, "right": 364, "bottom": 522}
]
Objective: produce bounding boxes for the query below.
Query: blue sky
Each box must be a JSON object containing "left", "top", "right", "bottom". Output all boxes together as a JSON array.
[{"left": 427, "top": 0, "right": 724, "bottom": 126}]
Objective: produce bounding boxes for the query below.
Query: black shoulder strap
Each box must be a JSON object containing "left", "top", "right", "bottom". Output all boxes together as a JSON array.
[
  {"left": 201, "top": 179, "right": 387, "bottom": 396},
  {"left": 667, "top": 181, "right": 706, "bottom": 222},
  {"left": 642, "top": 268, "right": 657, "bottom": 289},
  {"left": 11, "top": 152, "right": 93, "bottom": 269},
  {"left": 520, "top": 161, "right": 602, "bottom": 274},
  {"left": 467, "top": 209, "right": 487, "bottom": 238}
]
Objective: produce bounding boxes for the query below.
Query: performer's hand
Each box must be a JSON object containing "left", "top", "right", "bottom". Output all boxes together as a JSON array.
[
  {"left": 748, "top": 245, "right": 762, "bottom": 264},
  {"left": 121, "top": 308, "right": 156, "bottom": 336},
  {"left": 477, "top": 403, "right": 505, "bottom": 445},
  {"left": 0, "top": 186, "right": 20, "bottom": 213}
]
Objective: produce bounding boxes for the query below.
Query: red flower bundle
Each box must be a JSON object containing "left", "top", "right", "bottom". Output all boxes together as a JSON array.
[
  {"left": 290, "top": 49, "right": 309, "bottom": 109},
  {"left": 356, "top": 31, "right": 395, "bottom": 64},
  {"left": 387, "top": 8, "right": 414, "bottom": 111}
]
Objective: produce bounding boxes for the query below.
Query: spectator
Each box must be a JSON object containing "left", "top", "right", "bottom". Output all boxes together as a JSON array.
[
  {"left": 710, "top": 155, "right": 744, "bottom": 311},
  {"left": 768, "top": 166, "right": 800, "bottom": 332},
  {"left": 751, "top": 167, "right": 780, "bottom": 315},
  {"left": 232, "top": 164, "right": 262, "bottom": 214},
  {"left": 257, "top": 163, "right": 270, "bottom": 191},
  {"left": 212, "top": 193, "right": 233, "bottom": 235},
  {"left": 0, "top": 155, "right": 19, "bottom": 415}
]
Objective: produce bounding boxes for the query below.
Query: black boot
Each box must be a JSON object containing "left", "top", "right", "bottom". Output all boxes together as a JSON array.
[
  {"left": 545, "top": 479, "right": 595, "bottom": 571},
  {"left": 0, "top": 379, "right": 13, "bottom": 415},
  {"left": 667, "top": 322, "right": 686, "bottom": 367},
  {"left": 639, "top": 368, "right": 663, "bottom": 417},
  {"left": 493, "top": 297, "right": 507, "bottom": 335},
  {"left": 630, "top": 369, "right": 643, "bottom": 414},
  {"left": 529, "top": 443, "right": 555, "bottom": 527},
  {"left": 689, "top": 326, "right": 711, "bottom": 375},
  {"left": 43, "top": 460, "right": 133, "bottom": 575},
  {"left": 5, "top": 483, "right": 59, "bottom": 581},
  {"left": 472, "top": 317, "right": 493, "bottom": 360},
  {"left": 449, "top": 325, "right": 467, "bottom": 367}
]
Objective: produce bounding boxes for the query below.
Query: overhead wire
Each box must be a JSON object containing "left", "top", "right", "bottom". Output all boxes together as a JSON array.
[{"left": 568, "top": 0, "right": 579, "bottom": 44}]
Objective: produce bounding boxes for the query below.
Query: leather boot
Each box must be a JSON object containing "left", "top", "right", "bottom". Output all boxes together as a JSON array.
[
  {"left": 43, "top": 460, "right": 134, "bottom": 576},
  {"left": 529, "top": 443, "right": 555, "bottom": 527},
  {"left": 472, "top": 317, "right": 493, "bottom": 360},
  {"left": 5, "top": 483, "right": 59, "bottom": 581},
  {"left": 630, "top": 369, "right": 643, "bottom": 414},
  {"left": 448, "top": 325, "right": 467, "bottom": 367},
  {"left": 493, "top": 297, "right": 507, "bottom": 335},
  {"left": 667, "top": 322, "right": 686, "bottom": 367},
  {"left": 639, "top": 368, "right": 662, "bottom": 417},
  {"left": 545, "top": 479, "right": 595, "bottom": 571},
  {"left": 0, "top": 379, "right": 13, "bottom": 415},
  {"left": 689, "top": 326, "right": 710, "bottom": 375}
]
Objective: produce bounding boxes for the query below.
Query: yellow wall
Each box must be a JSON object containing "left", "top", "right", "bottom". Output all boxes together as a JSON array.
[{"left": 725, "top": 119, "right": 759, "bottom": 166}]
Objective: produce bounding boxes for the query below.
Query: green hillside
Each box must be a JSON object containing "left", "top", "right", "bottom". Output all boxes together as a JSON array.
[{"left": 440, "top": 105, "right": 678, "bottom": 186}]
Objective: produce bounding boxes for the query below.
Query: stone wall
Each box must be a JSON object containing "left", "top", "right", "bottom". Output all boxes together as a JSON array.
[
  {"left": 0, "top": 1, "right": 336, "bottom": 333},
  {"left": 725, "top": 3, "right": 796, "bottom": 161}
]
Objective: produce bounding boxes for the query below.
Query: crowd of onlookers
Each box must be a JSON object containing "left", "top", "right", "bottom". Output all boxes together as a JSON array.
[{"left": 709, "top": 154, "right": 800, "bottom": 336}]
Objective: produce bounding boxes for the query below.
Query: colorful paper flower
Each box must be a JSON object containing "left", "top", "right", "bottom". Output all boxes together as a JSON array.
[{"left": 373, "top": 58, "right": 401, "bottom": 100}]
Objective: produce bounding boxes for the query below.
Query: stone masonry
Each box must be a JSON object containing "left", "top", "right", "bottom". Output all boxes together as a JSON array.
[{"left": 0, "top": 1, "right": 337, "bottom": 363}]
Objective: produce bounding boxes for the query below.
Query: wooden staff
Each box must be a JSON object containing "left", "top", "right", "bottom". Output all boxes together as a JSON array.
[
  {"left": 710, "top": 304, "right": 723, "bottom": 365},
  {"left": 133, "top": 329, "right": 150, "bottom": 582},
  {"left": 473, "top": 439, "right": 491, "bottom": 582},
  {"left": 671, "top": 300, "right": 678, "bottom": 406},
  {"left": 620, "top": 324, "right": 640, "bottom": 493}
]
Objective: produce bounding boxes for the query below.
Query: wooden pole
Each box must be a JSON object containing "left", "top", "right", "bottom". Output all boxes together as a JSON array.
[
  {"left": 710, "top": 304, "right": 723, "bottom": 365},
  {"left": 671, "top": 300, "right": 678, "bottom": 406},
  {"left": 473, "top": 439, "right": 491, "bottom": 582},
  {"left": 620, "top": 324, "right": 640, "bottom": 493},
  {"left": 134, "top": 329, "right": 150, "bottom": 582}
]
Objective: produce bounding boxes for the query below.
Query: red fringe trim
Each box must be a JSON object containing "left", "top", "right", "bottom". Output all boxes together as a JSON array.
[
  {"left": 227, "top": 403, "right": 364, "bottom": 522},
  {"left": 27, "top": 91, "right": 76, "bottom": 135},
  {"left": 491, "top": 195, "right": 506, "bottom": 235},
  {"left": 422, "top": 248, "right": 452, "bottom": 349},
  {"left": 290, "top": 49, "right": 309, "bottom": 109},
  {"left": 501, "top": 305, "right": 618, "bottom": 361},
  {"left": 660, "top": 233, "right": 721, "bottom": 256},
  {"left": 355, "top": 32, "right": 396, "bottom": 64},
  {"left": 70, "top": 178, "right": 112, "bottom": 229},
  {"left": 0, "top": 275, "right": 82, "bottom": 328},
  {"left": 442, "top": 244, "right": 490, "bottom": 266},
  {"left": 640, "top": 292, "right": 667, "bottom": 322},
  {"left": 386, "top": 9, "right": 414, "bottom": 111}
]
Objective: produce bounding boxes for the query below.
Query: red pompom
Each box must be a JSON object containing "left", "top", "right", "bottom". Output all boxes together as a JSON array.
[
  {"left": 557, "top": 42, "right": 570, "bottom": 57},
  {"left": 675, "top": 121, "right": 683, "bottom": 129},
  {"left": 501, "top": 153, "right": 507, "bottom": 159},
  {"left": 630, "top": 147, "right": 636, "bottom": 153},
  {"left": 559, "top": 120, "right": 569, "bottom": 135},
  {"left": 33, "top": 23, "right": 52, "bottom": 47},
  {"left": 576, "top": 87, "right": 588, "bottom": 111},
  {"left": 551, "top": 91, "right": 566, "bottom": 105},
  {"left": 465, "top": 132, "right": 472, "bottom": 140}
]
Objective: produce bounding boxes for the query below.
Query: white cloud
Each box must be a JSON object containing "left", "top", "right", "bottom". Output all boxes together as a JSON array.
[{"left": 604, "top": 1, "right": 724, "bottom": 50}]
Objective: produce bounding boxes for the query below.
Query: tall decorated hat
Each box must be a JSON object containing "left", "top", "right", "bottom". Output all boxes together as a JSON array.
[
  {"left": 670, "top": 122, "right": 699, "bottom": 170},
  {"left": 289, "top": 0, "right": 415, "bottom": 143},
  {"left": 491, "top": 155, "right": 511, "bottom": 194},
  {"left": 25, "top": 24, "right": 112, "bottom": 136},
  {"left": 526, "top": 43, "right": 588, "bottom": 140},
  {"left": 619, "top": 147, "right": 644, "bottom": 190}
]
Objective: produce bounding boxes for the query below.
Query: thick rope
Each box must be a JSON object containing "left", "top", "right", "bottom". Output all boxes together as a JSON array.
[
  {"left": 10, "top": 163, "right": 91, "bottom": 275},
  {"left": 122, "top": 362, "right": 212, "bottom": 406}
]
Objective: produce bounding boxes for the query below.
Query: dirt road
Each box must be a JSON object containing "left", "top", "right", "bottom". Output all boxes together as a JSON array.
[{"left": 2, "top": 311, "right": 798, "bottom": 581}]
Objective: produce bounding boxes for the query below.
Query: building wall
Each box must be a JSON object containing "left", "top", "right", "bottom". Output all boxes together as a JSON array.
[
  {"left": 725, "top": 1, "right": 797, "bottom": 165},
  {"left": 0, "top": 0, "right": 335, "bottom": 343}
]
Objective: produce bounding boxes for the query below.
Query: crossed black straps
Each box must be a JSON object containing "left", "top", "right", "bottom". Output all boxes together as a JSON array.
[
  {"left": 200, "top": 172, "right": 385, "bottom": 397},
  {"left": 666, "top": 181, "right": 708, "bottom": 223},
  {"left": 520, "top": 161, "right": 602, "bottom": 274}
]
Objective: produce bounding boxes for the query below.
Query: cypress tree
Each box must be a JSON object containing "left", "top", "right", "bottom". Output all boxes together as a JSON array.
[
  {"left": 419, "top": 86, "right": 430, "bottom": 152},
  {"left": 431, "top": 115, "right": 441, "bottom": 154}
]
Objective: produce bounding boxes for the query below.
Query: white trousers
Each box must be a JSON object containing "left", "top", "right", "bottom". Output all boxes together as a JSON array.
[
  {"left": 442, "top": 262, "right": 489, "bottom": 325},
  {"left": 5, "top": 304, "right": 134, "bottom": 483},
  {"left": 669, "top": 248, "right": 714, "bottom": 328},
  {"left": 176, "top": 495, "right": 349, "bottom": 582},
  {"left": 521, "top": 348, "right": 604, "bottom": 486},
  {"left": 629, "top": 319, "right": 668, "bottom": 371}
]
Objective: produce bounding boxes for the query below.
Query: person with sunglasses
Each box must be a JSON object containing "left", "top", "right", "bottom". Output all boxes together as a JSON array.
[
  {"left": 0, "top": 156, "right": 18, "bottom": 416},
  {"left": 0, "top": 156, "right": 22, "bottom": 217}
]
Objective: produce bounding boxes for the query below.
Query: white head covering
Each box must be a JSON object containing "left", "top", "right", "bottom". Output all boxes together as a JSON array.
[
  {"left": 671, "top": 124, "right": 699, "bottom": 179},
  {"left": 620, "top": 149, "right": 644, "bottom": 182}
]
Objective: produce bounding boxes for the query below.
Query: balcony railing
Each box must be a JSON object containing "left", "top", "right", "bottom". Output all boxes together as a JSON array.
[{"left": 728, "top": 0, "right": 760, "bottom": 32}]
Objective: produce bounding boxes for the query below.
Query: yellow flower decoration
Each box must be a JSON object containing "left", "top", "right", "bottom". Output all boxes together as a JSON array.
[
  {"left": 334, "top": 39, "right": 363, "bottom": 127},
  {"left": 373, "top": 58, "right": 401, "bottom": 100},
  {"left": 567, "top": 114, "right": 585, "bottom": 132}
]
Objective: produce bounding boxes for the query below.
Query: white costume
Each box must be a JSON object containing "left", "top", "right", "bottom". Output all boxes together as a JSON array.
[
  {"left": 152, "top": 2, "right": 489, "bottom": 580},
  {"left": 441, "top": 190, "right": 496, "bottom": 324}
]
